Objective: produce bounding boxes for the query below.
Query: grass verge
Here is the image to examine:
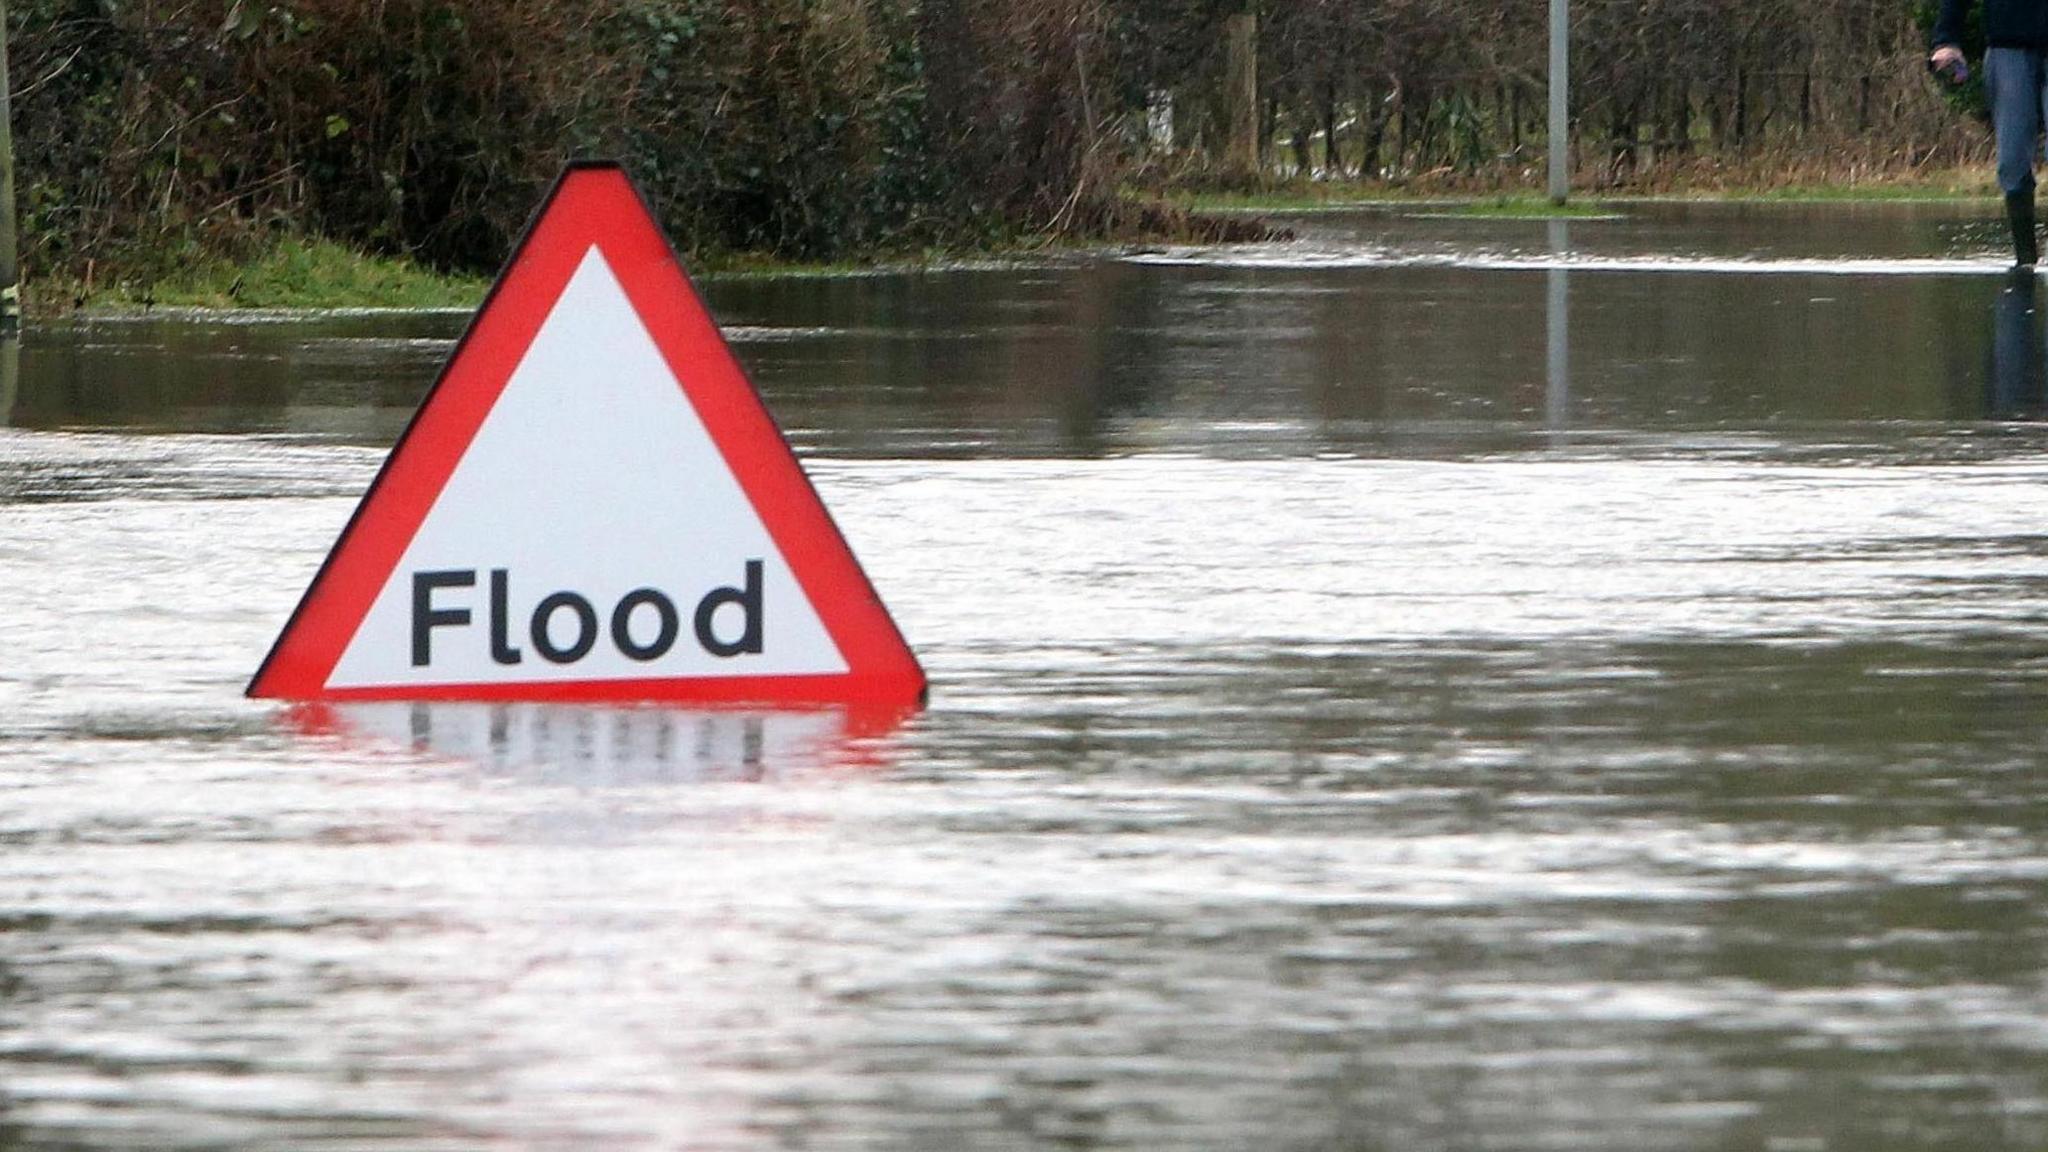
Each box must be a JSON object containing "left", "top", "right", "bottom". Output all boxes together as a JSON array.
[
  {"left": 1416, "top": 196, "right": 1618, "bottom": 219},
  {"left": 37, "top": 237, "right": 490, "bottom": 314},
  {"left": 33, "top": 207, "right": 1276, "bottom": 316},
  {"left": 28, "top": 171, "right": 2006, "bottom": 315},
  {"left": 1160, "top": 168, "right": 2003, "bottom": 214},
  {"left": 36, "top": 237, "right": 1050, "bottom": 315}
]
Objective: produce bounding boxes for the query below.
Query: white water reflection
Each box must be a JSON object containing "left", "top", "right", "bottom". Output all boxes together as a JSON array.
[{"left": 293, "top": 702, "right": 908, "bottom": 785}]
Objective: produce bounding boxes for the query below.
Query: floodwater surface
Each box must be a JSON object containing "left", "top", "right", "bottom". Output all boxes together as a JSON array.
[{"left": 3, "top": 203, "right": 2047, "bottom": 1150}]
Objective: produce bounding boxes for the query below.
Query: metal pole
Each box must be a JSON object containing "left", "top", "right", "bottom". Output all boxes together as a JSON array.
[
  {"left": 1548, "top": 0, "right": 1569, "bottom": 206},
  {"left": 0, "top": 0, "right": 18, "bottom": 334}
]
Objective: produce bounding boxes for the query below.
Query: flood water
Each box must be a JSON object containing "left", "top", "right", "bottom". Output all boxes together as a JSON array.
[{"left": 4, "top": 202, "right": 2047, "bottom": 1150}]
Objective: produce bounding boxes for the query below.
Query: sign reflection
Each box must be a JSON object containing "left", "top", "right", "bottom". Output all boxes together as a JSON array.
[{"left": 282, "top": 701, "right": 912, "bottom": 784}]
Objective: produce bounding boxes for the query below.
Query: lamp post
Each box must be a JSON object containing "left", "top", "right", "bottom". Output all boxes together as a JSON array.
[{"left": 1548, "top": 0, "right": 1569, "bottom": 205}]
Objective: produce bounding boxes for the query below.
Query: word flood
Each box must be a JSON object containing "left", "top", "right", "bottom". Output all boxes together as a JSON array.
[{"left": 411, "top": 562, "right": 765, "bottom": 666}]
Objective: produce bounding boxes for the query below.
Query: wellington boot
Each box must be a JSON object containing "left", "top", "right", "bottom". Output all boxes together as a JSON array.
[{"left": 2008, "top": 191, "right": 2039, "bottom": 268}]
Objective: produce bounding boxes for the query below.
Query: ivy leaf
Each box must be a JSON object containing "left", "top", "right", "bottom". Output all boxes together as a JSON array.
[{"left": 218, "top": 0, "right": 264, "bottom": 41}]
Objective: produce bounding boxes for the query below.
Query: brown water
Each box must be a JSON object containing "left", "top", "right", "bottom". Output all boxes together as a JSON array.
[{"left": 3, "top": 203, "right": 2047, "bottom": 1151}]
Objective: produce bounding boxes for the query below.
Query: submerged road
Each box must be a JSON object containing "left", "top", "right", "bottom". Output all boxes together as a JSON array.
[{"left": 2, "top": 202, "right": 2046, "bottom": 1150}]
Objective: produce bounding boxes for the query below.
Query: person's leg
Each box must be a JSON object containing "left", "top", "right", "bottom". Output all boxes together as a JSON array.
[
  {"left": 1990, "top": 48, "right": 2042, "bottom": 195},
  {"left": 1989, "top": 47, "right": 2043, "bottom": 264}
]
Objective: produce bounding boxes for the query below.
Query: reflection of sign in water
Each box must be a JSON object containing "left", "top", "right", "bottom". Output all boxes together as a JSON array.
[
  {"left": 289, "top": 702, "right": 907, "bottom": 785},
  {"left": 248, "top": 163, "right": 924, "bottom": 708}
]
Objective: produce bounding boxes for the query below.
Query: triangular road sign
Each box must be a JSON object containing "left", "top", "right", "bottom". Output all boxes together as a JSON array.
[{"left": 249, "top": 162, "right": 925, "bottom": 707}]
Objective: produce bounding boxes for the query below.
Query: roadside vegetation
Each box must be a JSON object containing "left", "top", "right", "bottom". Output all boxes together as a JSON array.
[
  {"left": 40, "top": 238, "right": 486, "bottom": 311},
  {"left": 8, "top": 0, "right": 1995, "bottom": 312},
  {"left": 1167, "top": 167, "right": 2000, "bottom": 214}
]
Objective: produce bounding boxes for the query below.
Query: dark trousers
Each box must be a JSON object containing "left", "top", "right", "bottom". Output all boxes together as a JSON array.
[{"left": 1989, "top": 46, "right": 2048, "bottom": 196}]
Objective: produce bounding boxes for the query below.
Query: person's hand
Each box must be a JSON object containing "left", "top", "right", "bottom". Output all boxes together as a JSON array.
[{"left": 1931, "top": 44, "right": 1968, "bottom": 82}]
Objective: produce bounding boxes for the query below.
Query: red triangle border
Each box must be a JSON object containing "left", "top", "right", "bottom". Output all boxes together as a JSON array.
[{"left": 247, "top": 162, "right": 927, "bottom": 707}]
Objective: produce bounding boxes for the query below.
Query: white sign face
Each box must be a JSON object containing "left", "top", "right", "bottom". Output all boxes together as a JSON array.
[
  {"left": 328, "top": 247, "right": 848, "bottom": 689},
  {"left": 251, "top": 163, "right": 923, "bottom": 706}
]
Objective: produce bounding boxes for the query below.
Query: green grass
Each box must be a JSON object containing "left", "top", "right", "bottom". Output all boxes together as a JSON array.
[
  {"left": 164, "top": 237, "right": 487, "bottom": 308},
  {"left": 1162, "top": 170, "right": 2004, "bottom": 214},
  {"left": 37, "top": 236, "right": 990, "bottom": 315},
  {"left": 1698, "top": 179, "right": 1999, "bottom": 203},
  {"left": 51, "top": 237, "right": 490, "bottom": 313},
  {"left": 1166, "top": 187, "right": 1617, "bottom": 217},
  {"left": 1426, "top": 195, "right": 1618, "bottom": 218},
  {"left": 1157, "top": 185, "right": 1404, "bottom": 212}
]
